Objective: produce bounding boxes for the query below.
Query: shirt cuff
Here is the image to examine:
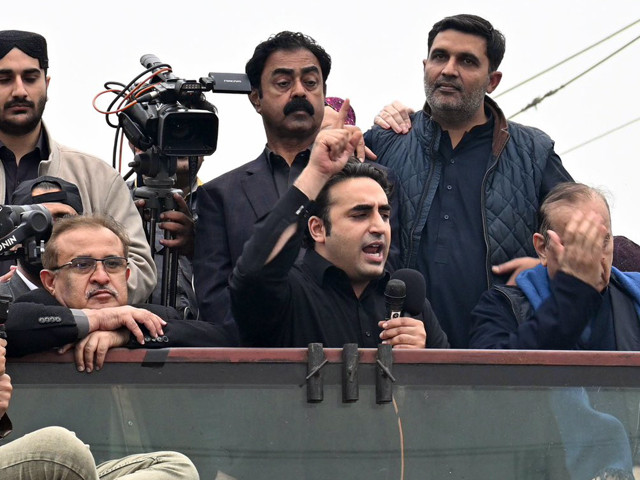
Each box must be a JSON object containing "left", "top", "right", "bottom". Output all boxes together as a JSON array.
[
  {"left": 554, "top": 271, "right": 602, "bottom": 296},
  {"left": 70, "top": 309, "right": 90, "bottom": 339},
  {"left": 279, "top": 185, "right": 314, "bottom": 222}
]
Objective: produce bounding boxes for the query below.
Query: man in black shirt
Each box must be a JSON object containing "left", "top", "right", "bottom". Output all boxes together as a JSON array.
[{"left": 230, "top": 114, "right": 448, "bottom": 348}]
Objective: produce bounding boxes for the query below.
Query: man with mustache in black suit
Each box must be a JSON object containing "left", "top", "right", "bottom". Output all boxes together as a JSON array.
[{"left": 193, "top": 31, "right": 332, "bottom": 337}]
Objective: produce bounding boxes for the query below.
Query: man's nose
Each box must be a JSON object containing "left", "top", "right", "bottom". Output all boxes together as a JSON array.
[
  {"left": 441, "top": 58, "right": 459, "bottom": 77},
  {"left": 12, "top": 76, "right": 28, "bottom": 98},
  {"left": 370, "top": 213, "right": 387, "bottom": 233},
  {"left": 89, "top": 262, "right": 110, "bottom": 283},
  {"left": 291, "top": 78, "right": 306, "bottom": 97}
]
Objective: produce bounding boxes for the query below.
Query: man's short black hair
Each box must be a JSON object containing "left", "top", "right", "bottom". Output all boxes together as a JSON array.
[
  {"left": 303, "top": 159, "right": 392, "bottom": 248},
  {"left": 428, "top": 14, "right": 506, "bottom": 72},
  {"left": 245, "top": 31, "right": 331, "bottom": 95}
]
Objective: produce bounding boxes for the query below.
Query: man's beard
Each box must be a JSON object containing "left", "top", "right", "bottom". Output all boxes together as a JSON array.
[
  {"left": 0, "top": 96, "right": 47, "bottom": 136},
  {"left": 424, "top": 77, "right": 486, "bottom": 127}
]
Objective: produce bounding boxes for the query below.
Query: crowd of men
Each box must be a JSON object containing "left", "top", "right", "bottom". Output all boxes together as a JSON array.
[{"left": 1, "top": 13, "right": 640, "bottom": 479}]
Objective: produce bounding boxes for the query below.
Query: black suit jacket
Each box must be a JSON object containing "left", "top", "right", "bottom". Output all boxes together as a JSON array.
[
  {"left": 4, "top": 289, "right": 236, "bottom": 357},
  {"left": 194, "top": 152, "right": 277, "bottom": 339}
]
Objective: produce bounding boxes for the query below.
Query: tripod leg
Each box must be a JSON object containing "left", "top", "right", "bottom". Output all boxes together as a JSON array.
[{"left": 167, "top": 249, "right": 179, "bottom": 309}]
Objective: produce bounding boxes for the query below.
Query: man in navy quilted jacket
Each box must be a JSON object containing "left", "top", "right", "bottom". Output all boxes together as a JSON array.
[{"left": 364, "top": 14, "right": 572, "bottom": 347}]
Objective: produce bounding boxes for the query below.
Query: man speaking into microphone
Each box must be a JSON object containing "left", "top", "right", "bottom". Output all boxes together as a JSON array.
[{"left": 229, "top": 104, "right": 448, "bottom": 348}]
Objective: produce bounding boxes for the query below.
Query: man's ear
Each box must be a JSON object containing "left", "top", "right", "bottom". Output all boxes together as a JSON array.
[
  {"left": 533, "top": 233, "right": 548, "bottom": 267},
  {"left": 40, "top": 269, "right": 56, "bottom": 294},
  {"left": 249, "top": 89, "right": 261, "bottom": 113},
  {"left": 486, "top": 71, "right": 502, "bottom": 94},
  {"left": 308, "top": 216, "right": 326, "bottom": 245}
]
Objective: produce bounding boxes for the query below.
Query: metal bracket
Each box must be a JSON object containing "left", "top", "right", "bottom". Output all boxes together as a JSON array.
[
  {"left": 306, "top": 343, "right": 327, "bottom": 403},
  {"left": 376, "top": 344, "right": 395, "bottom": 404},
  {"left": 342, "top": 344, "right": 359, "bottom": 403}
]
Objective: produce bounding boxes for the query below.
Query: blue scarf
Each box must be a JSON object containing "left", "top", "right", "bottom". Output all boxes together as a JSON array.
[
  {"left": 516, "top": 265, "right": 640, "bottom": 344},
  {"left": 517, "top": 265, "right": 640, "bottom": 312}
]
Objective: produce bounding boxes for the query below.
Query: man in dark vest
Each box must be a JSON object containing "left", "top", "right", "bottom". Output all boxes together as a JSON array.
[{"left": 364, "top": 14, "right": 572, "bottom": 347}]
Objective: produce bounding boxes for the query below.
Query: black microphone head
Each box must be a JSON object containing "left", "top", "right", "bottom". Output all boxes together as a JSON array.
[
  {"left": 384, "top": 279, "right": 406, "bottom": 301},
  {"left": 391, "top": 269, "right": 426, "bottom": 316},
  {"left": 384, "top": 279, "right": 406, "bottom": 319}
]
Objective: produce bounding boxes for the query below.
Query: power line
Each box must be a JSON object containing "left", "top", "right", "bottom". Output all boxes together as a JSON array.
[
  {"left": 496, "top": 18, "right": 640, "bottom": 98},
  {"left": 508, "top": 33, "right": 640, "bottom": 119},
  {"left": 560, "top": 116, "right": 640, "bottom": 155}
]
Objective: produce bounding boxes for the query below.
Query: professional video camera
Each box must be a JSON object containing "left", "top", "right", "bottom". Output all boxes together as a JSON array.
[
  {"left": 96, "top": 55, "right": 251, "bottom": 308},
  {"left": 0, "top": 204, "right": 53, "bottom": 263},
  {"left": 98, "top": 54, "right": 251, "bottom": 179}
]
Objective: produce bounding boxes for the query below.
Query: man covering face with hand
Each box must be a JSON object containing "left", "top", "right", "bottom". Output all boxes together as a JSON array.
[{"left": 469, "top": 183, "right": 640, "bottom": 350}]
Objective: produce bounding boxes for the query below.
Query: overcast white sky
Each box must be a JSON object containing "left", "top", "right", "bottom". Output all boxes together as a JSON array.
[{"left": 8, "top": 0, "right": 640, "bottom": 241}]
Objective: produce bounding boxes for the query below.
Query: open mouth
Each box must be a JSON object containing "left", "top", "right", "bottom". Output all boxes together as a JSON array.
[{"left": 362, "top": 242, "right": 385, "bottom": 261}]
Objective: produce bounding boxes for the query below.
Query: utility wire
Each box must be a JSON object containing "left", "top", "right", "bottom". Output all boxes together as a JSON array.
[
  {"left": 560, "top": 116, "right": 640, "bottom": 155},
  {"left": 509, "top": 33, "right": 640, "bottom": 119},
  {"left": 496, "top": 18, "right": 640, "bottom": 98}
]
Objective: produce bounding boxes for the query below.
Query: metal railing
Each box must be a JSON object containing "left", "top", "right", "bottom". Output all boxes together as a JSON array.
[{"left": 8, "top": 348, "right": 640, "bottom": 480}]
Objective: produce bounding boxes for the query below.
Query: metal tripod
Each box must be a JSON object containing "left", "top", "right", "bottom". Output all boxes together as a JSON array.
[{"left": 131, "top": 150, "right": 182, "bottom": 308}]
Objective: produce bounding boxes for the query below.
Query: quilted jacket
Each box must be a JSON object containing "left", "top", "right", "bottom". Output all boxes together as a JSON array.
[{"left": 364, "top": 96, "right": 572, "bottom": 287}]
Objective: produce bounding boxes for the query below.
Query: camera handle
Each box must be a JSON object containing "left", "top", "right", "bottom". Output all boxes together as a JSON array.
[{"left": 133, "top": 185, "right": 182, "bottom": 309}]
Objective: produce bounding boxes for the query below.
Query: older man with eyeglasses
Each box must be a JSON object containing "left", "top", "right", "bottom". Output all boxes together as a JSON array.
[{"left": 3, "top": 214, "right": 236, "bottom": 372}]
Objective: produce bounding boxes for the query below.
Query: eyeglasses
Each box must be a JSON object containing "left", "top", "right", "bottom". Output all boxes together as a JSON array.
[{"left": 51, "top": 256, "right": 128, "bottom": 275}]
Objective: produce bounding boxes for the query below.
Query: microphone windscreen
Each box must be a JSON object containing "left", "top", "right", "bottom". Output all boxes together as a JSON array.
[
  {"left": 390, "top": 269, "right": 426, "bottom": 316},
  {"left": 384, "top": 279, "right": 406, "bottom": 300}
]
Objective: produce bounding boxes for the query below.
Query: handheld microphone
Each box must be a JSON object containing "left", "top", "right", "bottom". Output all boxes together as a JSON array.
[
  {"left": 389, "top": 269, "right": 427, "bottom": 316},
  {"left": 384, "top": 279, "right": 406, "bottom": 320}
]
